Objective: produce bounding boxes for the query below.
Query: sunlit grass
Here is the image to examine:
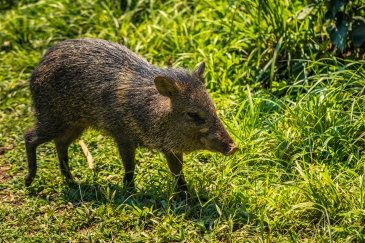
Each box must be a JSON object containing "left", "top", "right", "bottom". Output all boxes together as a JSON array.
[{"left": 1, "top": 0, "right": 365, "bottom": 241}]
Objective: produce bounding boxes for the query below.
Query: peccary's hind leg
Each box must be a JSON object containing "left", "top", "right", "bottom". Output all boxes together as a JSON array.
[
  {"left": 115, "top": 138, "right": 136, "bottom": 190},
  {"left": 54, "top": 125, "right": 85, "bottom": 183},
  {"left": 164, "top": 152, "right": 188, "bottom": 200},
  {"left": 24, "top": 128, "right": 53, "bottom": 186}
]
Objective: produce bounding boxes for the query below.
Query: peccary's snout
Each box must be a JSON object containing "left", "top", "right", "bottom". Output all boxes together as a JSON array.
[
  {"left": 224, "top": 143, "right": 238, "bottom": 156},
  {"left": 200, "top": 122, "right": 238, "bottom": 156}
]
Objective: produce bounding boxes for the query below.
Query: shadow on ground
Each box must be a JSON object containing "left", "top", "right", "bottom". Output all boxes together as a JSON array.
[{"left": 55, "top": 180, "right": 266, "bottom": 232}]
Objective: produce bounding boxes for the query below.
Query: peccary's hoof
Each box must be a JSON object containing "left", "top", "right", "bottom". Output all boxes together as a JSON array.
[
  {"left": 65, "top": 178, "right": 78, "bottom": 187},
  {"left": 177, "top": 190, "right": 188, "bottom": 203},
  {"left": 25, "top": 175, "right": 34, "bottom": 187},
  {"left": 123, "top": 180, "right": 136, "bottom": 193}
]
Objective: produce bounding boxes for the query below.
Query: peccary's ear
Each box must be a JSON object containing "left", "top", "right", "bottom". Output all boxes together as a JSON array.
[
  {"left": 154, "top": 76, "right": 180, "bottom": 97},
  {"left": 193, "top": 61, "right": 205, "bottom": 80}
]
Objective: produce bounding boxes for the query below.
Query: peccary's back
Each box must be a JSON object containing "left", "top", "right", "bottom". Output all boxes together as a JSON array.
[{"left": 30, "top": 39, "right": 158, "bottom": 129}]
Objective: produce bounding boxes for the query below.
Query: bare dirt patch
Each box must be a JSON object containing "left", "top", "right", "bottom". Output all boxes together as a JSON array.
[
  {"left": 0, "top": 163, "right": 24, "bottom": 206},
  {"left": 0, "top": 139, "right": 17, "bottom": 183},
  {"left": 0, "top": 164, "right": 12, "bottom": 183},
  {"left": 0, "top": 139, "right": 15, "bottom": 155}
]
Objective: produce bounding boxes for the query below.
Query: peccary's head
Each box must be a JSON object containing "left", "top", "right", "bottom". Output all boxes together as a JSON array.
[{"left": 154, "top": 62, "right": 238, "bottom": 155}]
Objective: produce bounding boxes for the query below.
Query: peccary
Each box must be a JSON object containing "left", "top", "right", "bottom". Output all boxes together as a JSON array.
[{"left": 24, "top": 39, "right": 237, "bottom": 197}]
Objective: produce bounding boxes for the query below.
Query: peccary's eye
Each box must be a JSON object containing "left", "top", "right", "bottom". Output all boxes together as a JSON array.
[{"left": 186, "top": 112, "right": 205, "bottom": 124}]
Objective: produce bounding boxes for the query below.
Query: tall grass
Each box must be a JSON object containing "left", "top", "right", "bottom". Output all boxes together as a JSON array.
[
  {"left": 1, "top": 0, "right": 365, "bottom": 241},
  {"left": 1, "top": 0, "right": 336, "bottom": 91}
]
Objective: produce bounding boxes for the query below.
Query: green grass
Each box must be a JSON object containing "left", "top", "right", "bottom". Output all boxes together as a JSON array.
[{"left": 1, "top": 0, "right": 365, "bottom": 241}]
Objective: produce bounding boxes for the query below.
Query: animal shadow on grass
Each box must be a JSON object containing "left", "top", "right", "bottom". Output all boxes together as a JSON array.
[
  {"left": 61, "top": 180, "right": 193, "bottom": 209},
  {"left": 59, "top": 180, "right": 268, "bottom": 232}
]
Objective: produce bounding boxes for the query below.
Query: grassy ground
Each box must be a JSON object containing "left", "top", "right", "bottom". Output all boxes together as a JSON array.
[{"left": 1, "top": 0, "right": 365, "bottom": 241}]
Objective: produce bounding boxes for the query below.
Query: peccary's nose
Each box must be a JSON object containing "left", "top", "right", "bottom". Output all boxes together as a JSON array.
[{"left": 224, "top": 144, "right": 238, "bottom": 156}]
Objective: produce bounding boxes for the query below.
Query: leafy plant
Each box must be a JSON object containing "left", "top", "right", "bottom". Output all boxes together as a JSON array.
[{"left": 325, "top": 0, "right": 365, "bottom": 52}]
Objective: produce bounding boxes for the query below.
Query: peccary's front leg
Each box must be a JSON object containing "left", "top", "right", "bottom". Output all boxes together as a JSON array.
[
  {"left": 116, "top": 139, "right": 136, "bottom": 190},
  {"left": 164, "top": 152, "right": 188, "bottom": 199}
]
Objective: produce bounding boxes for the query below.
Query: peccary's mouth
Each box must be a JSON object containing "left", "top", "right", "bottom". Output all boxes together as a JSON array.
[
  {"left": 223, "top": 144, "right": 238, "bottom": 156},
  {"left": 201, "top": 137, "right": 238, "bottom": 156}
]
